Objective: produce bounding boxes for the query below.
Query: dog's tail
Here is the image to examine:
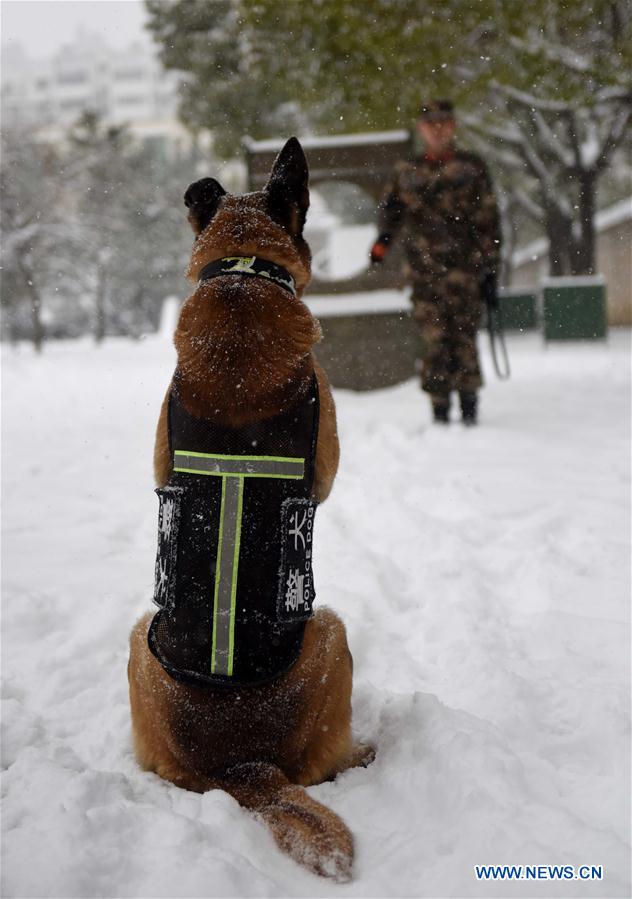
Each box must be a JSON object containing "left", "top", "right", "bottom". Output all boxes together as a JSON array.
[{"left": 216, "top": 761, "right": 354, "bottom": 881}]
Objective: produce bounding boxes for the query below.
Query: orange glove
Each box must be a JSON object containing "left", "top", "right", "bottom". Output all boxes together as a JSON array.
[{"left": 370, "top": 241, "right": 389, "bottom": 264}]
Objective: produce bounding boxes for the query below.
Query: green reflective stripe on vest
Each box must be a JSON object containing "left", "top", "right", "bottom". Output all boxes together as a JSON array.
[
  {"left": 176, "top": 449, "right": 307, "bottom": 677},
  {"left": 211, "top": 475, "right": 244, "bottom": 676},
  {"left": 228, "top": 477, "right": 244, "bottom": 674},
  {"left": 174, "top": 450, "right": 304, "bottom": 480}
]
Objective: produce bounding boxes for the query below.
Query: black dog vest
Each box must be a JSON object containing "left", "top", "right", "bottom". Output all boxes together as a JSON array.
[{"left": 148, "top": 372, "right": 320, "bottom": 687}]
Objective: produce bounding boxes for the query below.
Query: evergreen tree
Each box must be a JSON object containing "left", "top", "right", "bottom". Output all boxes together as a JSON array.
[
  {"left": 145, "top": 0, "right": 631, "bottom": 275},
  {"left": 145, "top": 0, "right": 309, "bottom": 158}
]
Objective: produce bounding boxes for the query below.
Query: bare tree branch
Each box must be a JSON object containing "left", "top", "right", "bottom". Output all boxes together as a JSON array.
[
  {"left": 595, "top": 103, "right": 632, "bottom": 171},
  {"left": 563, "top": 110, "right": 583, "bottom": 171},
  {"left": 489, "top": 80, "right": 574, "bottom": 114}
]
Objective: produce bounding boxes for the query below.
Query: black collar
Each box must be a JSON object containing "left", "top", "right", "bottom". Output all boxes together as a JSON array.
[{"left": 198, "top": 256, "right": 297, "bottom": 297}]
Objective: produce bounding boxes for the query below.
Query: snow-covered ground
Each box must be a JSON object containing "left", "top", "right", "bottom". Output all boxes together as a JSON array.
[{"left": 2, "top": 325, "right": 630, "bottom": 898}]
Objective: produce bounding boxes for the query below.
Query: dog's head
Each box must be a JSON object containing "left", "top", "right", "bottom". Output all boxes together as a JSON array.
[{"left": 183, "top": 137, "right": 311, "bottom": 295}]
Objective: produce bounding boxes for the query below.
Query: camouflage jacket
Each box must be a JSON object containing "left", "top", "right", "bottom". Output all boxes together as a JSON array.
[{"left": 377, "top": 149, "right": 501, "bottom": 279}]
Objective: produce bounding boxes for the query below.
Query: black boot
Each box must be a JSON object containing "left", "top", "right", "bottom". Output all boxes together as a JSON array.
[
  {"left": 459, "top": 391, "right": 478, "bottom": 426},
  {"left": 431, "top": 393, "right": 451, "bottom": 424}
]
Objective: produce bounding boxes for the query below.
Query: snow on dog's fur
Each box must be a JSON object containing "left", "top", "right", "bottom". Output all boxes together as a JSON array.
[{"left": 128, "top": 138, "right": 374, "bottom": 882}]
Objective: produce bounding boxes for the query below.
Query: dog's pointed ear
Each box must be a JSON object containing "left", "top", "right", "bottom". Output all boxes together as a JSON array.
[
  {"left": 265, "top": 137, "right": 309, "bottom": 237},
  {"left": 183, "top": 178, "right": 227, "bottom": 235}
]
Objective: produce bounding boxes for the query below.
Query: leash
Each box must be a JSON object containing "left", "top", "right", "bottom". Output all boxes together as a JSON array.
[
  {"left": 487, "top": 304, "right": 511, "bottom": 380},
  {"left": 481, "top": 271, "right": 510, "bottom": 380}
]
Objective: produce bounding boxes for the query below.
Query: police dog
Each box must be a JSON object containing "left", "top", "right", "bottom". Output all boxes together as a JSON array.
[{"left": 128, "top": 138, "right": 373, "bottom": 881}]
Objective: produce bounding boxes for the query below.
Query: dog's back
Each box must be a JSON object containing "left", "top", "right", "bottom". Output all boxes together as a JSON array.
[{"left": 128, "top": 139, "right": 372, "bottom": 882}]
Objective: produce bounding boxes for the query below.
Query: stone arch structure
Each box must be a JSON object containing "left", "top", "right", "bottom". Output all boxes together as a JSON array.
[{"left": 243, "top": 131, "right": 413, "bottom": 294}]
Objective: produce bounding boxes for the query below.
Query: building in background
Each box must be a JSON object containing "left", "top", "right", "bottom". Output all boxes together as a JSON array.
[
  {"left": 1, "top": 30, "right": 198, "bottom": 160},
  {"left": 512, "top": 197, "right": 632, "bottom": 326}
]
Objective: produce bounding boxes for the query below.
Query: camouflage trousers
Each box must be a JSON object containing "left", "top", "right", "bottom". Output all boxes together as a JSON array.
[{"left": 410, "top": 270, "right": 484, "bottom": 396}]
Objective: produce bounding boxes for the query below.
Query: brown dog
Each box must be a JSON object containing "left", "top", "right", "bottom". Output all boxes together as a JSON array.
[{"left": 128, "top": 138, "right": 373, "bottom": 881}]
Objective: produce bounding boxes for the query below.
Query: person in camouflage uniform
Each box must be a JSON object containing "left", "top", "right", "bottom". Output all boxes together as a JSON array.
[{"left": 370, "top": 99, "right": 501, "bottom": 425}]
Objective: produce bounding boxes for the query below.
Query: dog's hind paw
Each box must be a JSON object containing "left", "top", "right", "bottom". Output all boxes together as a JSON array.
[{"left": 350, "top": 743, "right": 376, "bottom": 769}]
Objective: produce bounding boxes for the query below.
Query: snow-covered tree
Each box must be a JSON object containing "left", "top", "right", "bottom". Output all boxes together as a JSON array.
[
  {"left": 0, "top": 129, "right": 75, "bottom": 350},
  {"left": 460, "top": 1, "right": 632, "bottom": 274},
  {"left": 66, "top": 112, "right": 191, "bottom": 341},
  {"left": 146, "top": 0, "right": 631, "bottom": 276},
  {"left": 1, "top": 114, "right": 193, "bottom": 346}
]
